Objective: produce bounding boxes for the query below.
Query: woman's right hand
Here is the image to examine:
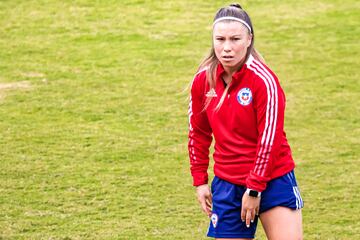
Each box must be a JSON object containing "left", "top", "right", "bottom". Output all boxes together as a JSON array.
[{"left": 196, "top": 184, "right": 212, "bottom": 217}]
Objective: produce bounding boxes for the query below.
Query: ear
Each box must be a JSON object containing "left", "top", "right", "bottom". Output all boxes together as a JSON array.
[{"left": 246, "top": 33, "right": 253, "bottom": 48}]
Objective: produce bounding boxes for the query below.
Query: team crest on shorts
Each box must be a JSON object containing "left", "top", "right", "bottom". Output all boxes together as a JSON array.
[
  {"left": 211, "top": 213, "right": 218, "bottom": 228},
  {"left": 237, "top": 88, "right": 252, "bottom": 106}
]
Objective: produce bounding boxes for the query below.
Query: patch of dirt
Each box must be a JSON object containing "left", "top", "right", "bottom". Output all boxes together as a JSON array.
[
  {"left": 0, "top": 81, "right": 31, "bottom": 100},
  {"left": 20, "top": 72, "right": 45, "bottom": 78}
]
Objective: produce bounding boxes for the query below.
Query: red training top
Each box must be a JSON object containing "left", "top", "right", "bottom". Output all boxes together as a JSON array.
[{"left": 188, "top": 55, "right": 295, "bottom": 192}]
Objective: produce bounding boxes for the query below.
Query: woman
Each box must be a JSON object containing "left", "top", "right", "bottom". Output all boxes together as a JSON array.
[{"left": 188, "top": 3, "right": 303, "bottom": 240}]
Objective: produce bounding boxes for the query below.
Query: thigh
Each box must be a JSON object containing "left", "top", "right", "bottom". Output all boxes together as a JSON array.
[{"left": 260, "top": 206, "right": 302, "bottom": 240}]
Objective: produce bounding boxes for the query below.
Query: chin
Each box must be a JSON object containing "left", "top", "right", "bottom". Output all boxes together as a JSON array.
[
  {"left": 221, "top": 59, "right": 243, "bottom": 69},
  {"left": 221, "top": 62, "right": 237, "bottom": 68}
]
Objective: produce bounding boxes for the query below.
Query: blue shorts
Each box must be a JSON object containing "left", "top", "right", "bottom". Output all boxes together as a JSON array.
[{"left": 207, "top": 170, "right": 304, "bottom": 239}]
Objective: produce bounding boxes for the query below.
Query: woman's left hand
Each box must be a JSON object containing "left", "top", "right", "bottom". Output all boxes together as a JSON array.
[{"left": 241, "top": 193, "right": 261, "bottom": 228}]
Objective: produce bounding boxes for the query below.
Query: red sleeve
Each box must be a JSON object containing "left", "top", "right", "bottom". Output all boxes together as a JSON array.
[
  {"left": 246, "top": 63, "right": 286, "bottom": 192},
  {"left": 188, "top": 71, "right": 213, "bottom": 186}
]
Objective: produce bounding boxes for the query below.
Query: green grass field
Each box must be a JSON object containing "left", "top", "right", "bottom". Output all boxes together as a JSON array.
[{"left": 0, "top": 0, "right": 359, "bottom": 239}]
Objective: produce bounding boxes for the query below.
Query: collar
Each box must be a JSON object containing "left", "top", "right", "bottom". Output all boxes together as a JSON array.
[
  {"left": 216, "top": 55, "right": 252, "bottom": 87},
  {"left": 216, "top": 63, "right": 225, "bottom": 80}
]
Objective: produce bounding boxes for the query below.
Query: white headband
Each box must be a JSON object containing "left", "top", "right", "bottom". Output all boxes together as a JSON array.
[{"left": 213, "top": 16, "right": 252, "bottom": 33}]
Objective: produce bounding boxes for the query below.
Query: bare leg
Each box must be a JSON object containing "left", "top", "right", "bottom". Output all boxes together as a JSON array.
[{"left": 260, "top": 206, "right": 302, "bottom": 240}]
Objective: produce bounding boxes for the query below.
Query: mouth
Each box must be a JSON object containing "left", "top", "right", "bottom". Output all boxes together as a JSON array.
[{"left": 222, "top": 56, "right": 234, "bottom": 61}]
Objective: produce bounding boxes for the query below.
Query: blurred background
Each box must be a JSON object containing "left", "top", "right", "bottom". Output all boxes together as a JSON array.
[{"left": 0, "top": 0, "right": 359, "bottom": 239}]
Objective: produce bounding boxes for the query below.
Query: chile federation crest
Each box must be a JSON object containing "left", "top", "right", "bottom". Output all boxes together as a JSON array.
[{"left": 237, "top": 88, "right": 253, "bottom": 106}]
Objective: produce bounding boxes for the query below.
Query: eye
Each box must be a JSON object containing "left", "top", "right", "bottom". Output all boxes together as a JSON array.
[
  {"left": 215, "top": 37, "right": 225, "bottom": 41},
  {"left": 232, "top": 37, "right": 241, "bottom": 41}
]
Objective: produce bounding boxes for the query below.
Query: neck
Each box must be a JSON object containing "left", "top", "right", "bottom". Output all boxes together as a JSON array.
[
  {"left": 224, "top": 66, "right": 238, "bottom": 77},
  {"left": 222, "top": 66, "right": 239, "bottom": 84},
  {"left": 223, "top": 60, "right": 244, "bottom": 80}
]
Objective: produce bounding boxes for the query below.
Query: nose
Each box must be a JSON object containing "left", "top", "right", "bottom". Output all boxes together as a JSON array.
[{"left": 223, "top": 40, "right": 231, "bottom": 52}]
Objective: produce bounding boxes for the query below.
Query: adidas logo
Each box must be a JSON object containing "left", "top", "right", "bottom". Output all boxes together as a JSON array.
[{"left": 206, "top": 88, "right": 217, "bottom": 97}]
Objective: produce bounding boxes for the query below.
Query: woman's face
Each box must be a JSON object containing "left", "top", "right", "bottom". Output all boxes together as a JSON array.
[{"left": 213, "top": 21, "right": 252, "bottom": 72}]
